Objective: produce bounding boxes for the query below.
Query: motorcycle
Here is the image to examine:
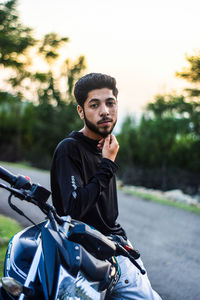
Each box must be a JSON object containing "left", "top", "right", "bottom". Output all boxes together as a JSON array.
[{"left": 0, "top": 166, "right": 145, "bottom": 300}]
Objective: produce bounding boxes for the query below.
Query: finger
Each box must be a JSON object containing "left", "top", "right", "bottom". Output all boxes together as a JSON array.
[
  {"left": 98, "top": 138, "right": 104, "bottom": 145},
  {"left": 104, "top": 135, "right": 111, "bottom": 146},
  {"left": 97, "top": 138, "right": 104, "bottom": 145},
  {"left": 110, "top": 134, "right": 116, "bottom": 144},
  {"left": 97, "top": 139, "right": 104, "bottom": 149}
]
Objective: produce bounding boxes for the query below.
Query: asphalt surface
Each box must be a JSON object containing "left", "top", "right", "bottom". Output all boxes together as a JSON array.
[{"left": 0, "top": 164, "right": 200, "bottom": 300}]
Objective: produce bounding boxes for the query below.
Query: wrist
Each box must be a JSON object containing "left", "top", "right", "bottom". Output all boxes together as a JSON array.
[{"left": 103, "top": 155, "right": 116, "bottom": 162}]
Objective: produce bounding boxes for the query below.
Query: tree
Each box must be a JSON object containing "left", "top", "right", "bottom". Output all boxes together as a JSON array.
[
  {"left": 0, "top": 91, "right": 22, "bottom": 161},
  {"left": 0, "top": 0, "right": 87, "bottom": 169},
  {"left": 116, "top": 50, "right": 200, "bottom": 192},
  {"left": 117, "top": 116, "right": 139, "bottom": 168},
  {"left": 0, "top": 0, "right": 35, "bottom": 70},
  {"left": 176, "top": 51, "right": 200, "bottom": 97},
  {"left": 117, "top": 92, "right": 200, "bottom": 191},
  {"left": 147, "top": 93, "right": 200, "bottom": 138}
]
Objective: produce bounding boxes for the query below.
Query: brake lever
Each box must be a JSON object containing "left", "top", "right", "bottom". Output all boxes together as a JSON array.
[
  {"left": 115, "top": 243, "right": 146, "bottom": 275},
  {"left": 0, "top": 183, "right": 28, "bottom": 200}
]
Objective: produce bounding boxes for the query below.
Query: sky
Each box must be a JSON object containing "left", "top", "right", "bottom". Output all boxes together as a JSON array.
[{"left": 17, "top": 0, "right": 200, "bottom": 124}]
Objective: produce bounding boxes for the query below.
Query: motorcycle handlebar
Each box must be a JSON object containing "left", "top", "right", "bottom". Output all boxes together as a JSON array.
[
  {"left": 0, "top": 166, "right": 61, "bottom": 227},
  {"left": 0, "top": 166, "right": 51, "bottom": 203},
  {"left": 0, "top": 166, "right": 32, "bottom": 190},
  {"left": 0, "top": 166, "right": 17, "bottom": 186}
]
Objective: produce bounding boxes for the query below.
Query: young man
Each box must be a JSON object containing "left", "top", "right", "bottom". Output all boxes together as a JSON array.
[{"left": 51, "top": 73, "right": 162, "bottom": 299}]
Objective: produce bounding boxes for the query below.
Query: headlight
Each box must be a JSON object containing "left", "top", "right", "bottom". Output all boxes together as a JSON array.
[
  {"left": 56, "top": 275, "right": 76, "bottom": 299},
  {"left": 56, "top": 267, "right": 102, "bottom": 300}
]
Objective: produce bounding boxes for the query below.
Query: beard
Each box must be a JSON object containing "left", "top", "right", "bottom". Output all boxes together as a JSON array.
[{"left": 83, "top": 112, "right": 116, "bottom": 138}]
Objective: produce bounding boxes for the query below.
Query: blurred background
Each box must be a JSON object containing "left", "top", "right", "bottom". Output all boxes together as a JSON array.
[
  {"left": 0, "top": 0, "right": 200, "bottom": 197},
  {"left": 1, "top": 2, "right": 200, "bottom": 298}
]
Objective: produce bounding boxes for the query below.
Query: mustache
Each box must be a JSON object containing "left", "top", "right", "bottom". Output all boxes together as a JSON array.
[{"left": 97, "top": 118, "right": 113, "bottom": 124}]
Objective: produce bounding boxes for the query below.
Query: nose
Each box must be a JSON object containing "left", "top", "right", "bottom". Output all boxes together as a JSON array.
[{"left": 99, "top": 103, "right": 109, "bottom": 116}]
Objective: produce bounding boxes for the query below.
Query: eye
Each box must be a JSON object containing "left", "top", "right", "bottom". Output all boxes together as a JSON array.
[
  {"left": 107, "top": 101, "right": 115, "bottom": 107},
  {"left": 90, "top": 103, "right": 98, "bottom": 108}
]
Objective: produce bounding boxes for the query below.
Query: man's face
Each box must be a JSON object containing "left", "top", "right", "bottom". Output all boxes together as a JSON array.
[{"left": 78, "top": 88, "right": 118, "bottom": 139}]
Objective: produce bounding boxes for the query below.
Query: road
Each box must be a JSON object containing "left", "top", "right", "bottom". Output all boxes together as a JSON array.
[{"left": 0, "top": 164, "right": 200, "bottom": 300}]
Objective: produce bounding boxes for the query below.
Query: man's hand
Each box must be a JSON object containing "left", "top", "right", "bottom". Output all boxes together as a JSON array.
[{"left": 97, "top": 134, "right": 119, "bottom": 162}]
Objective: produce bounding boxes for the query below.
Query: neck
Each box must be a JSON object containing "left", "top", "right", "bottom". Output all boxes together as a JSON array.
[{"left": 79, "top": 126, "right": 102, "bottom": 141}]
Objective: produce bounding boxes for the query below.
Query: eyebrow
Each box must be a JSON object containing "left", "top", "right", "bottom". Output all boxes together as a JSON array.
[{"left": 88, "top": 97, "right": 116, "bottom": 104}]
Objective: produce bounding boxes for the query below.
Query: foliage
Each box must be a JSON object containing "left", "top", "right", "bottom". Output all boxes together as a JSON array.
[
  {"left": 0, "top": 0, "right": 86, "bottom": 169},
  {"left": 0, "top": 0, "right": 35, "bottom": 69},
  {"left": 117, "top": 91, "right": 200, "bottom": 193},
  {"left": 0, "top": 214, "right": 22, "bottom": 276},
  {"left": 0, "top": 91, "right": 83, "bottom": 169},
  {"left": 117, "top": 53, "right": 200, "bottom": 192},
  {"left": 176, "top": 50, "right": 200, "bottom": 96},
  {"left": 1, "top": 0, "right": 200, "bottom": 194},
  {"left": 117, "top": 116, "right": 139, "bottom": 169}
]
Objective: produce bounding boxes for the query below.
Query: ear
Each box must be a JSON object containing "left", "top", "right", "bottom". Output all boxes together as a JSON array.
[{"left": 77, "top": 105, "right": 84, "bottom": 120}]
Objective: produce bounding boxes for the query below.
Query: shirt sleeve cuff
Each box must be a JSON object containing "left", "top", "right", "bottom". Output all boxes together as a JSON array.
[{"left": 101, "top": 158, "right": 119, "bottom": 173}]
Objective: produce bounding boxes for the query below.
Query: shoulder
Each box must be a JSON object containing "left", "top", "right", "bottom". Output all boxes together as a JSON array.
[
  {"left": 54, "top": 136, "right": 80, "bottom": 159},
  {"left": 58, "top": 136, "right": 78, "bottom": 149}
]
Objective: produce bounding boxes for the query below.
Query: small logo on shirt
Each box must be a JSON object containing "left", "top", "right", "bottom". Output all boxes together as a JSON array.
[
  {"left": 72, "top": 191, "right": 77, "bottom": 199},
  {"left": 71, "top": 176, "right": 77, "bottom": 190}
]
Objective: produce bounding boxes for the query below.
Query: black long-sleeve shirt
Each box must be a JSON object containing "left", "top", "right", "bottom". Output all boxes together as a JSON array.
[{"left": 50, "top": 131, "right": 126, "bottom": 238}]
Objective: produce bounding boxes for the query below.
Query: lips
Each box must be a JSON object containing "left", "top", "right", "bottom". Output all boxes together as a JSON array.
[{"left": 98, "top": 119, "right": 113, "bottom": 125}]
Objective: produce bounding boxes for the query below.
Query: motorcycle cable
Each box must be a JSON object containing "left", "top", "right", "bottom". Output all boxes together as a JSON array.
[
  {"left": 8, "top": 193, "right": 41, "bottom": 230},
  {"left": 38, "top": 202, "right": 58, "bottom": 231},
  {"left": 36, "top": 201, "right": 73, "bottom": 233}
]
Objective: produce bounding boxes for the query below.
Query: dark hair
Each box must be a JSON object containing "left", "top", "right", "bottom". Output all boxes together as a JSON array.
[{"left": 74, "top": 73, "right": 118, "bottom": 107}]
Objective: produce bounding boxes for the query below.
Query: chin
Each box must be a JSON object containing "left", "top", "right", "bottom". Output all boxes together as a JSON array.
[
  {"left": 100, "top": 133, "right": 109, "bottom": 138},
  {"left": 100, "top": 130, "right": 112, "bottom": 138}
]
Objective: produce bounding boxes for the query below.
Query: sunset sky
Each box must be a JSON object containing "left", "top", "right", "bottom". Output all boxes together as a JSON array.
[{"left": 17, "top": 0, "right": 200, "bottom": 124}]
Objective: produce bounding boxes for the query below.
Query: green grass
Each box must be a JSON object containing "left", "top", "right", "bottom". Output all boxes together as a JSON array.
[
  {"left": 0, "top": 215, "right": 22, "bottom": 277},
  {"left": 121, "top": 187, "right": 200, "bottom": 214}
]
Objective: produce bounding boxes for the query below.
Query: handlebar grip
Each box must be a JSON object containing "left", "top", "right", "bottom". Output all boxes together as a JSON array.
[{"left": 0, "top": 166, "right": 17, "bottom": 185}]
